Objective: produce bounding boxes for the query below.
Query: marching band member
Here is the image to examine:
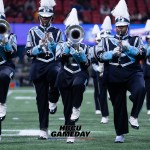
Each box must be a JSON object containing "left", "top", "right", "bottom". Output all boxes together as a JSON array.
[
  {"left": 0, "top": 0, "right": 17, "bottom": 140},
  {"left": 92, "top": 0, "right": 146, "bottom": 143},
  {"left": 142, "top": 19, "right": 150, "bottom": 115},
  {"left": 55, "top": 8, "right": 90, "bottom": 143},
  {"left": 90, "top": 16, "right": 112, "bottom": 124},
  {"left": 91, "top": 24, "right": 101, "bottom": 115},
  {"left": 25, "top": 0, "right": 63, "bottom": 139}
]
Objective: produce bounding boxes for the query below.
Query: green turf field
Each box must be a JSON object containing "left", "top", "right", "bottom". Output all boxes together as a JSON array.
[{"left": 0, "top": 87, "right": 150, "bottom": 150}]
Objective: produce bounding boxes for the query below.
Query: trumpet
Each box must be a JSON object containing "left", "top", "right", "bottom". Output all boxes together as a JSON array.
[
  {"left": 40, "top": 32, "right": 53, "bottom": 57},
  {"left": 0, "top": 19, "right": 10, "bottom": 46}
]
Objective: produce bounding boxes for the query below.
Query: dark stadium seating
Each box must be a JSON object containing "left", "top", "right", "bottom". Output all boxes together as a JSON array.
[{"left": 3, "top": 0, "right": 150, "bottom": 24}]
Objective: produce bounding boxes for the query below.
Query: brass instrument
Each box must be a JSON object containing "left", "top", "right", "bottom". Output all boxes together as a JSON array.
[
  {"left": 66, "top": 25, "right": 84, "bottom": 51},
  {"left": 0, "top": 19, "right": 10, "bottom": 46},
  {"left": 40, "top": 31, "right": 53, "bottom": 57}
]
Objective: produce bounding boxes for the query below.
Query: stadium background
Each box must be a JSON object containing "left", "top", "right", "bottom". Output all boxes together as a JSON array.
[{"left": 4, "top": 0, "right": 150, "bottom": 87}]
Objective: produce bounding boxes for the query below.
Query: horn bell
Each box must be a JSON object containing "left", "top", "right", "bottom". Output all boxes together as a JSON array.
[
  {"left": 0, "top": 19, "right": 10, "bottom": 35},
  {"left": 66, "top": 25, "right": 84, "bottom": 44}
]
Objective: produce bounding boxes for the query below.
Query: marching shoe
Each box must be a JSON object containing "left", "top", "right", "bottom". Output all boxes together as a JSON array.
[
  {"left": 101, "top": 117, "right": 109, "bottom": 124},
  {"left": 0, "top": 103, "right": 6, "bottom": 121},
  {"left": 129, "top": 116, "right": 139, "bottom": 129},
  {"left": 70, "top": 107, "right": 80, "bottom": 122},
  {"left": 95, "top": 110, "right": 101, "bottom": 115},
  {"left": 49, "top": 102, "right": 57, "bottom": 114},
  {"left": 66, "top": 136, "right": 75, "bottom": 143},
  {"left": 115, "top": 135, "right": 125, "bottom": 143},
  {"left": 38, "top": 129, "right": 48, "bottom": 140},
  {"left": 147, "top": 110, "right": 150, "bottom": 115}
]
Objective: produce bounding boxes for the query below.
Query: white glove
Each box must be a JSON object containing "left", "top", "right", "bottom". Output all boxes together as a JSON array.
[
  {"left": 112, "top": 46, "right": 121, "bottom": 56},
  {"left": 122, "top": 40, "right": 130, "bottom": 49}
]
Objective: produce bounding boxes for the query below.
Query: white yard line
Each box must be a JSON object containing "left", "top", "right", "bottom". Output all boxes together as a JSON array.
[
  {"left": 14, "top": 96, "right": 35, "bottom": 100},
  {"left": 10, "top": 89, "right": 35, "bottom": 93},
  {"left": 11, "top": 89, "right": 94, "bottom": 93}
]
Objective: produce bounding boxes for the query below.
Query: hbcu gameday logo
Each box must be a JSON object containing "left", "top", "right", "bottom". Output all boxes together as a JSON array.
[{"left": 51, "top": 125, "right": 91, "bottom": 138}]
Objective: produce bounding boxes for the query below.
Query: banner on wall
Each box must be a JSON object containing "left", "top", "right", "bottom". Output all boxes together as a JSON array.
[{"left": 10, "top": 23, "right": 146, "bottom": 46}]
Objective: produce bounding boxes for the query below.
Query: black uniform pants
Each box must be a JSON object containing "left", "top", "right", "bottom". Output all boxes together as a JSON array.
[
  {"left": 145, "top": 77, "right": 150, "bottom": 110},
  {"left": 92, "top": 73, "right": 101, "bottom": 110},
  {"left": 0, "top": 65, "right": 14, "bottom": 104},
  {"left": 108, "top": 72, "right": 145, "bottom": 135},
  {"left": 58, "top": 70, "right": 89, "bottom": 126},
  {"left": 33, "top": 64, "right": 60, "bottom": 130},
  {"left": 99, "top": 76, "right": 109, "bottom": 117}
]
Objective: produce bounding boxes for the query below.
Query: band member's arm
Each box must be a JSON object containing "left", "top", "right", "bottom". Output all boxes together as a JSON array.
[
  {"left": 4, "top": 34, "right": 17, "bottom": 54},
  {"left": 94, "top": 38, "right": 121, "bottom": 62},
  {"left": 117, "top": 36, "right": 146, "bottom": 62},
  {"left": 25, "top": 30, "right": 44, "bottom": 57},
  {"left": 121, "top": 38, "right": 146, "bottom": 60}
]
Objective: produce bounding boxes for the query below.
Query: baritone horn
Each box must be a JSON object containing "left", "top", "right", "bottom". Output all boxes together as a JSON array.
[
  {"left": 66, "top": 25, "right": 84, "bottom": 44},
  {"left": 0, "top": 19, "right": 11, "bottom": 45}
]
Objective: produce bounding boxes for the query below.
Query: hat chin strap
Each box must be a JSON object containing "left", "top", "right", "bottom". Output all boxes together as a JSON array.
[
  {"left": 117, "top": 27, "right": 129, "bottom": 38},
  {"left": 39, "top": 17, "right": 51, "bottom": 27},
  {"left": 42, "top": 22, "right": 51, "bottom": 27}
]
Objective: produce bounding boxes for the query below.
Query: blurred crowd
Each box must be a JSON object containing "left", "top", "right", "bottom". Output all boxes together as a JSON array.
[{"left": 4, "top": 0, "right": 150, "bottom": 24}]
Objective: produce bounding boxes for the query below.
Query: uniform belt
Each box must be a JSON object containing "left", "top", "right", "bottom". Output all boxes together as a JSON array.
[
  {"left": 36, "top": 57, "right": 54, "bottom": 62},
  {"left": 109, "top": 61, "right": 133, "bottom": 67},
  {"left": 71, "top": 63, "right": 78, "bottom": 66},
  {"left": 0, "top": 60, "right": 6, "bottom": 65},
  {"left": 64, "top": 66, "right": 81, "bottom": 73}
]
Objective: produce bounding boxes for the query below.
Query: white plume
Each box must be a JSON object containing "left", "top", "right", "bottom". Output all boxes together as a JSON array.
[
  {"left": 101, "top": 16, "right": 112, "bottom": 31},
  {"left": 64, "top": 8, "right": 79, "bottom": 27},
  {"left": 0, "top": 0, "right": 5, "bottom": 14},
  {"left": 92, "top": 24, "right": 100, "bottom": 35},
  {"left": 145, "top": 19, "right": 150, "bottom": 32},
  {"left": 111, "top": 0, "right": 130, "bottom": 21},
  {"left": 40, "top": 0, "right": 56, "bottom": 7}
]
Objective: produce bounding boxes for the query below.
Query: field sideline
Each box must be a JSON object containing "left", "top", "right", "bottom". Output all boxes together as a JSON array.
[{"left": 0, "top": 87, "right": 150, "bottom": 150}]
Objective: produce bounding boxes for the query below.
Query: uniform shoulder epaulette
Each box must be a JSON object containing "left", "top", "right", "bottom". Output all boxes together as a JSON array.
[
  {"left": 130, "top": 35, "right": 140, "bottom": 39},
  {"left": 51, "top": 26, "right": 58, "bottom": 30},
  {"left": 29, "top": 26, "right": 38, "bottom": 31},
  {"left": 51, "top": 26, "right": 62, "bottom": 32}
]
